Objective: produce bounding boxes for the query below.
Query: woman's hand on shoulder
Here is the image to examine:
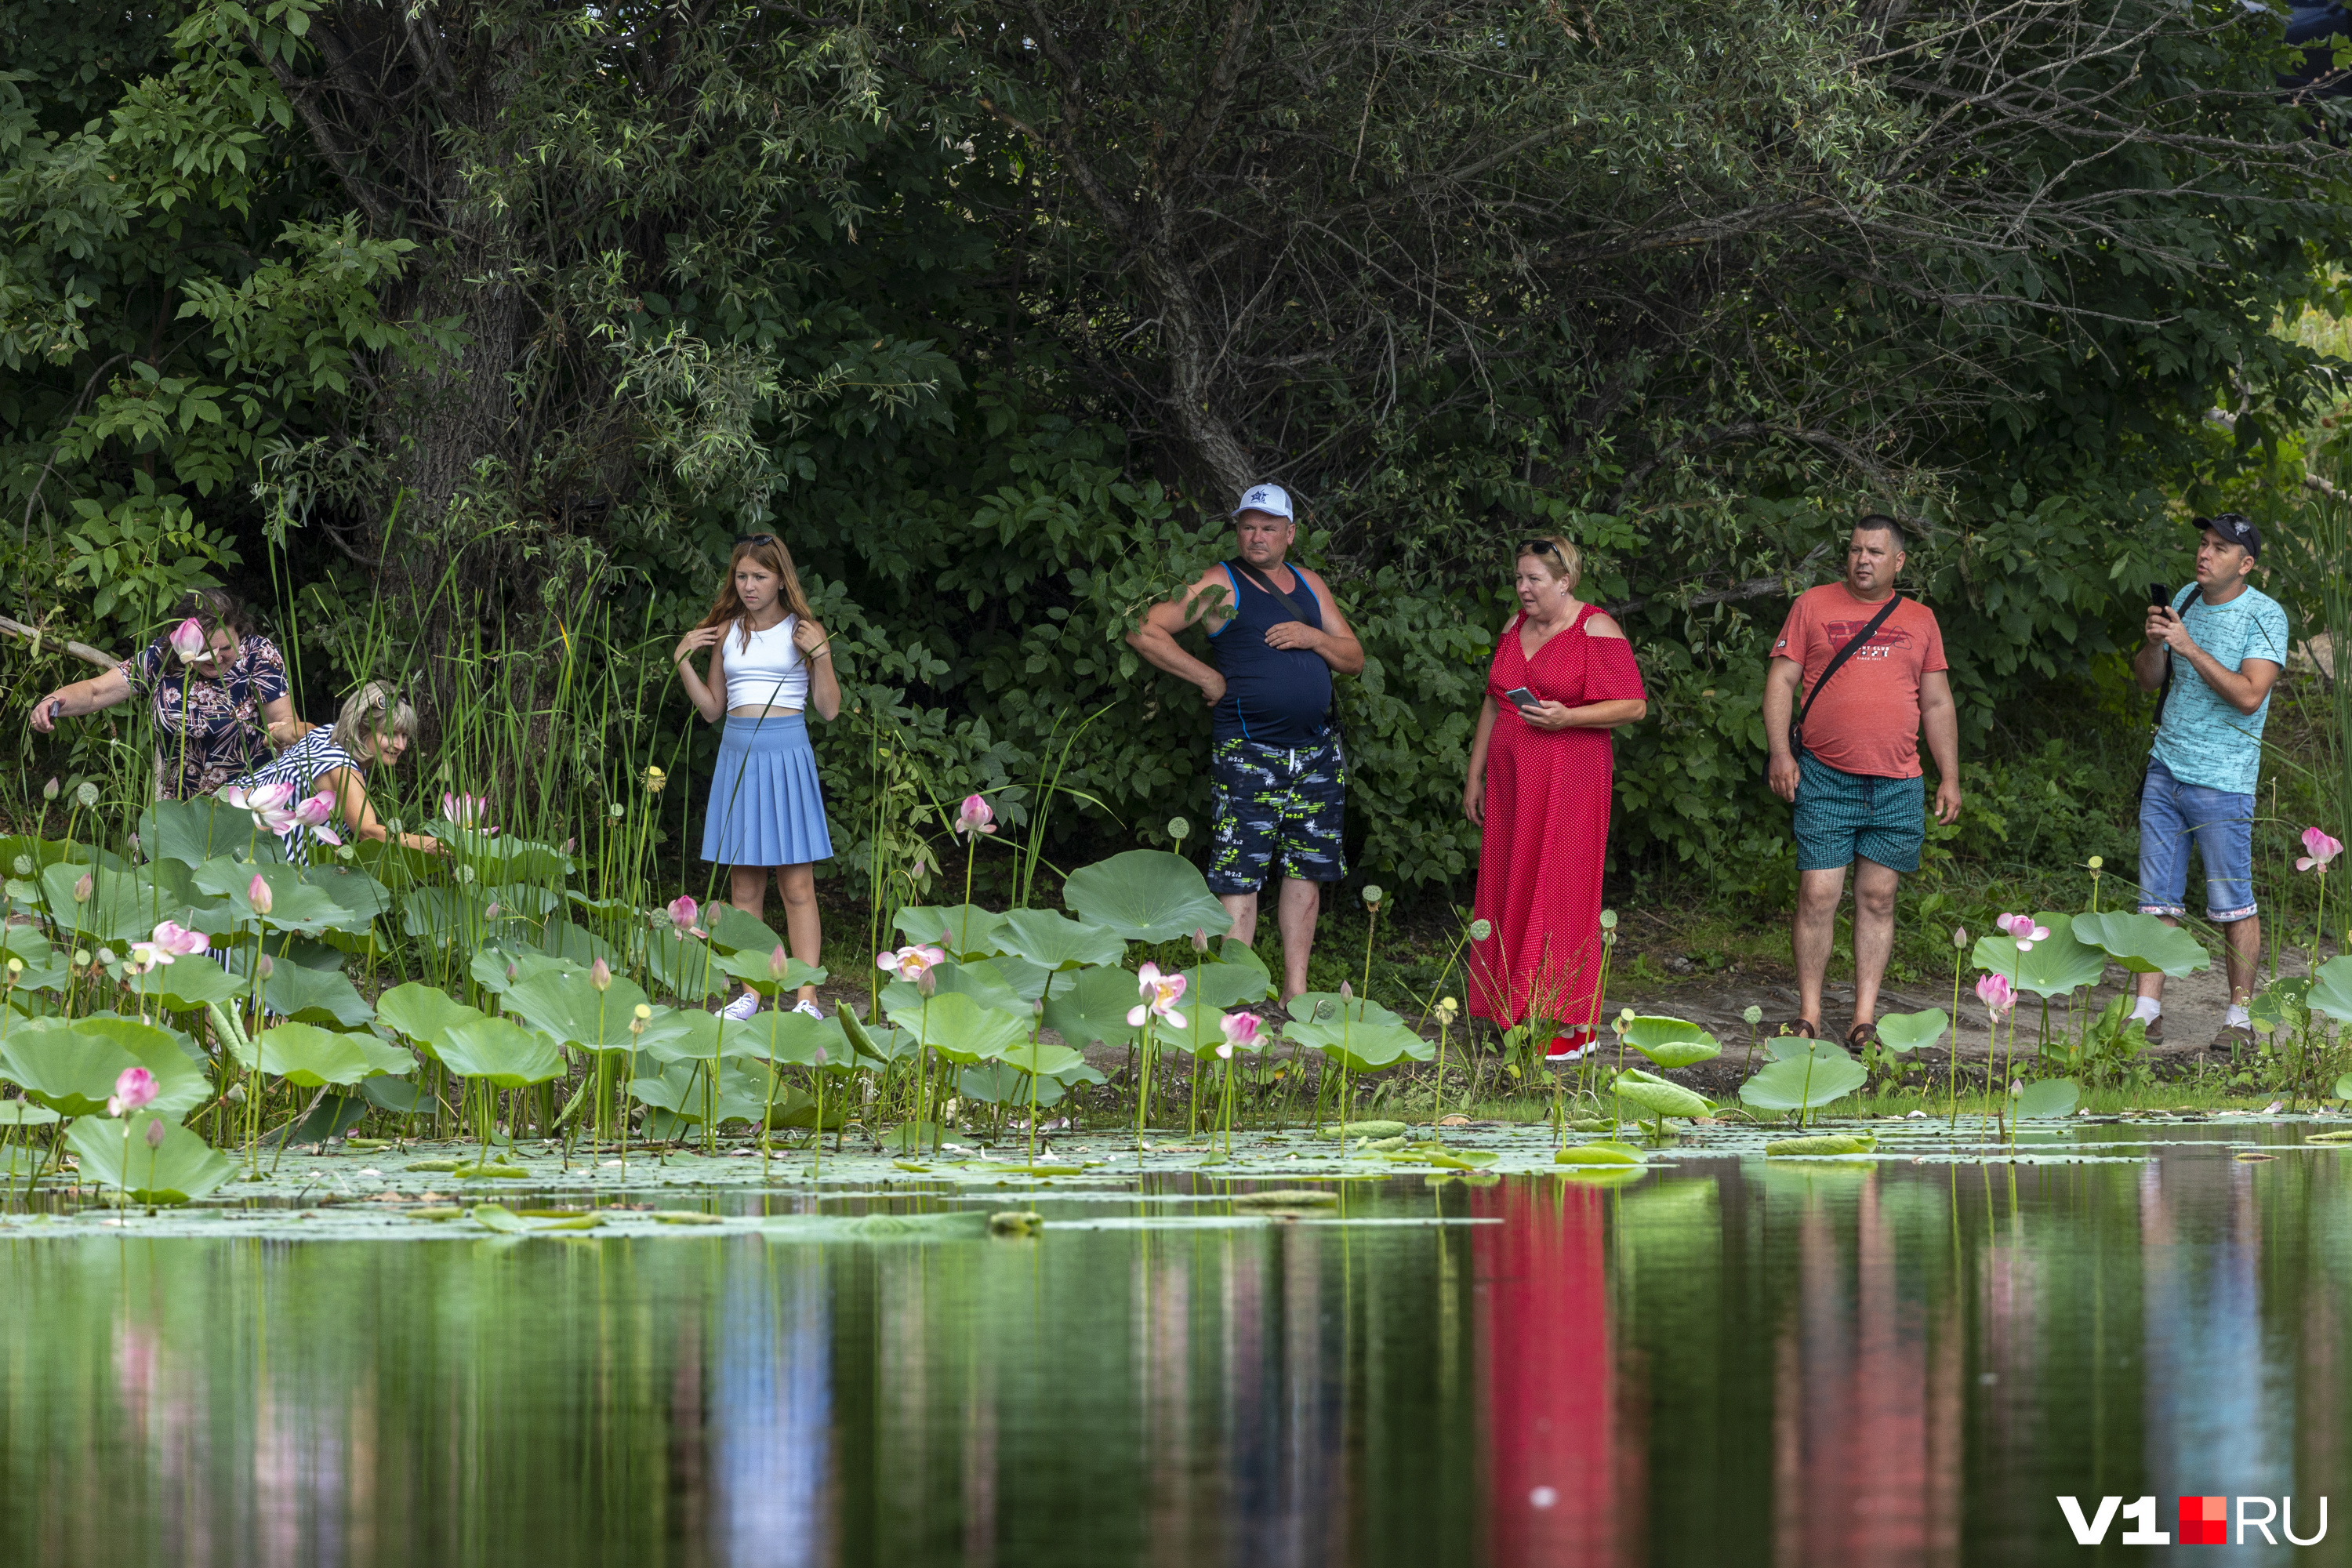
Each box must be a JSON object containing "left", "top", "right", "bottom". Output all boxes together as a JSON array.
[
  {"left": 792, "top": 618, "right": 829, "bottom": 656},
  {"left": 673, "top": 626, "right": 720, "bottom": 667}
]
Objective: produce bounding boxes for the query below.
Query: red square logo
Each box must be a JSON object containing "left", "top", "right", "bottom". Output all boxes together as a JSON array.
[{"left": 2179, "top": 1496, "right": 2229, "bottom": 1545}]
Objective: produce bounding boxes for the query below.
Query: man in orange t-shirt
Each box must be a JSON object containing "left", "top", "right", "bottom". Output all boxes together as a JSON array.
[{"left": 1762, "top": 517, "right": 1962, "bottom": 1048}]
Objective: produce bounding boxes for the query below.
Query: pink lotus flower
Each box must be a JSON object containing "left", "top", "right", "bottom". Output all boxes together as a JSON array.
[
  {"left": 666, "top": 894, "right": 705, "bottom": 938},
  {"left": 167, "top": 617, "right": 207, "bottom": 664},
  {"left": 289, "top": 789, "right": 342, "bottom": 846},
  {"left": 441, "top": 793, "right": 490, "bottom": 828},
  {"left": 1975, "top": 971, "right": 2015, "bottom": 1020},
  {"left": 222, "top": 780, "right": 299, "bottom": 834},
  {"left": 1994, "top": 912, "right": 2050, "bottom": 952},
  {"left": 877, "top": 944, "right": 948, "bottom": 982},
  {"left": 107, "top": 1065, "right": 157, "bottom": 1117},
  {"left": 2298, "top": 826, "right": 2344, "bottom": 872},
  {"left": 954, "top": 793, "right": 996, "bottom": 837},
  {"left": 1217, "top": 1010, "right": 1259, "bottom": 1060},
  {"left": 768, "top": 943, "right": 790, "bottom": 981},
  {"left": 1127, "top": 963, "right": 1188, "bottom": 1029},
  {"left": 128, "top": 920, "right": 209, "bottom": 971},
  {"left": 246, "top": 873, "right": 272, "bottom": 916}
]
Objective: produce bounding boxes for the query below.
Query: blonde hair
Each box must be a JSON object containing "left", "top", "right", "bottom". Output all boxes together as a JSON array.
[
  {"left": 332, "top": 681, "right": 419, "bottom": 754},
  {"left": 1518, "top": 535, "right": 1582, "bottom": 591}
]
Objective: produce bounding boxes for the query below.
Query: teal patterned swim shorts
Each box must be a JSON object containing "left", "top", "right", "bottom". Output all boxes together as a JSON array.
[{"left": 1207, "top": 735, "right": 1348, "bottom": 894}]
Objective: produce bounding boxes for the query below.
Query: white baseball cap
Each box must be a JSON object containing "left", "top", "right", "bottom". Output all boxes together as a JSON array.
[{"left": 1232, "top": 482, "right": 1294, "bottom": 521}]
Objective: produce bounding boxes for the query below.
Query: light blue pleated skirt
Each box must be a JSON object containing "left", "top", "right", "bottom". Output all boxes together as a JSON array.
[{"left": 700, "top": 715, "right": 834, "bottom": 866}]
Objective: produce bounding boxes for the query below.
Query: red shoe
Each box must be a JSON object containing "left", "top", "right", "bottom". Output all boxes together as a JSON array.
[{"left": 1545, "top": 1029, "right": 1597, "bottom": 1062}]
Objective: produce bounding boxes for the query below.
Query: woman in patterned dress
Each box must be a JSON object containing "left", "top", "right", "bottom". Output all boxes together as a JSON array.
[
  {"left": 1462, "top": 537, "right": 1648, "bottom": 1060},
  {"left": 223, "top": 681, "right": 442, "bottom": 860},
  {"left": 28, "top": 589, "right": 305, "bottom": 798}
]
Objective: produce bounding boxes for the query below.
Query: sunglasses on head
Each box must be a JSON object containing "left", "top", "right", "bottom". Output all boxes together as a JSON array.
[
  {"left": 735, "top": 533, "right": 778, "bottom": 546},
  {"left": 1519, "top": 539, "right": 1563, "bottom": 557}
]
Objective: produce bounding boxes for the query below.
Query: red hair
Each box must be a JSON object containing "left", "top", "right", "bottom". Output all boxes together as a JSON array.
[{"left": 696, "top": 535, "right": 817, "bottom": 650}]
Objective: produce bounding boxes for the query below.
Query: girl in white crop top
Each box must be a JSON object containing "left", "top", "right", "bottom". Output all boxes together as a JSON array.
[{"left": 671, "top": 534, "right": 843, "bottom": 1022}]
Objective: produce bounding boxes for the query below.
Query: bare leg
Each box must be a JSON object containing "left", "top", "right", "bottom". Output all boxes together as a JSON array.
[
  {"left": 1849, "top": 858, "right": 1900, "bottom": 1026},
  {"left": 1792, "top": 866, "right": 1848, "bottom": 1029},
  {"left": 728, "top": 863, "right": 767, "bottom": 918},
  {"left": 2134, "top": 918, "right": 2177, "bottom": 1007},
  {"left": 775, "top": 863, "right": 822, "bottom": 1004},
  {"left": 1219, "top": 891, "right": 1260, "bottom": 948},
  {"left": 2220, "top": 913, "right": 2260, "bottom": 1007},
  {"left": 1276, "top": 877, "right": 1321, "bottom": 1002}
]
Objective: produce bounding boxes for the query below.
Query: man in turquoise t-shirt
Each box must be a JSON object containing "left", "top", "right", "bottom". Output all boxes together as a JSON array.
[{"left": 2131, "top": 513, "right": 2288, "bottom": 1052}]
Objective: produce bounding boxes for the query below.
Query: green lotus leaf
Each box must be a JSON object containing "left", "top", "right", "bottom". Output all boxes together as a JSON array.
[
  {"left": 1620, "top": 1015, "right": 1722, "bottom": 1069},
  {"left": 122, "top": 953, "right": 245, "bottom": 1011},
  {"left": 1737, "top": 1049, "right": 1868, "bottom": 1112},
  {"left": 716, "top": 947, "right": 827, "bottom": 996},
  {"left": 703, "top": 905, "right": 784, "bottom": 956},
  {"left": 400, "top": 886, "right": 506, "bottom": 945},
  {"left": 1766, "top": 1134, "right": 1878, "bottom": 1156},
  {"left": 1, "top": 1016, "right": 210, "bottom": 1118},
  {"left": 438, "top": 1016, "right": 566, "bottom": 1087},
  {"left": 719, "top": 1006, "right": 835, "bottom": 1069},
  {"left": 2071, "top": 910, "right": 2212, "bottom": 978},
  {"left": 503, "top": 967, "right": 652, "bottom": 1054},
  {"left": 353, "top": 1033, "right": 416, "bottom": 1077},
  {"left": 191, "top": 858, "right": 349, "bottom": 935},
  {"left": 302, "top": 864, "right": 391, "bottom": 926},
  {"left": 1873, "top": 1009, "right": 1950, "bottom": 1053},
  {"left": 67, "top": 1112, "right": 236, "bottom": 1203},
  {"left": 140, "top": 797, "right": 289, "bottom": 868},
  {"left": 263, "top": 962, "right": 374, "bottom": 1027},
  {"left": 996, "top": 909, "right": 1127, "bottom": 971},
  {"left": 0, "top": 1100, "right": 59, "bottom": 1126},
  {"left": 40, "top": 862, "right": 201, "bottom": 944},
  {"left": 467, "top": 942, "right": 576, "bottom": 996},
  {"left": 1062, "top": 849, "right": 1231, "bottom": 943},
  {"left": 1285, "top": 1012, "right": 1432, "bottom": 1073},
  {"left": 2013, "top": 1076, "right": 2081, "bottom": 1119},
  {"left": 238, "top": 1021, "right": 377, "bottom": 1087},
  {"left": 1612, "top": 1067, "right": 1711, "bottom": 1120},
  {"left": 1972, "top": 913, "right": 2109, "bottom": 998},
  {"left": 1288, "top": 991, "right": 1410, "bottom": 1032},
  {"left": 375, "top": 982, "right": 488, "bottom": 1054},
  {"left": 896, "top": 904, "right": 1007, "bottom": 960},
  {"left": 1555, "top": 1141, "right": 1646, "bottom": 1166},
  {"left": 880, "top": 956, "right": 1025, "bottom": 1020},
  {"left": 992, "top": 1038, "right": 1089, "bottom": 1079},
  {"left": 2, "top": 926, "right": 71, "bottom": 993},
  {"left": 880, "top": 989, "right": 1032, "bottom": 1065},
  {"left": 635, "top": 1004, "right": 723, "bottom": 1064},
  {"left": 2249, "top": 978, "right": 2310, "bottom": 1036},
  {"left": 538, "top": 918, "right": 619, "bottom": 969},
  {"left": 1038, "top": 964, "right": 1142, "bottom": 1049},
  {"left": 643, "top": 928, "right": 727, "bottom": 1000},
  {"left": 425, "top": 826, "right": 572, "bottom": 884},
  {"left": 2309, "top": 956, "right": 2352, "bottom": 1025},
  {"left": 1190, "top": 959, "right": 1276, "bottom": 1012}
]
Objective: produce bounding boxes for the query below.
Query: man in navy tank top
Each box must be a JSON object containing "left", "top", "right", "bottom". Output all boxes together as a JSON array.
[{"left": 1127, "top": 482, "right": 1366, "bottom": 1009}]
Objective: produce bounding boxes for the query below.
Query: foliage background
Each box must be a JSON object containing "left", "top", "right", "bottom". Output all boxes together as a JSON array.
[{"left": 3, "top": 0, "right": 2348, "bottom": 915}]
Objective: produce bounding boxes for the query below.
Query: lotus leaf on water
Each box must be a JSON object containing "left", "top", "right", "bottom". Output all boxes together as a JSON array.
[
  {"left": 2307, "top": 1128, "right": 2352, "bottom": 1143},
  {"left": 439, "top": 1017, "right": 566, "bottom": 1087},
  {"left": 1766, "top": 1134, "right": 1879, "bottom": 1156},
  {"left": 1061, "top": 850, "right": 1232, "bottom": 942},
  {"left": 376, "top": 982, "right": 489, "bottom": 1054},
  {"left": 2013, "top": 1076, "right": 2082, "bottom": 1119},
  {"left": 1555, "top": 1141, "right": 1646, "bottom": 1166},
  {"left": 995, "top": 909, "right": 1127, "bottom": 971},
  {"left": 895, "top": 904, "right": 1006, "bottom": 960},
  {"left": 1313, "top": 1120, "right": 1410, "bottom": 1141},
  {"left": 2309, "top": 956, "right": 2352, "bottom": 1025},
  {"left": 1971, "top": 913, "right": 2109, "bottom": 998},
  {"left": 880, "top": 989, "right": 1032, "bottom": 1065},
  {"left": 1620, "top": 1015, "right": 1722, "bottom": 1069},
  {"left": 1873, "top": 1009, "right": 1951, "bottom": 1054},
  {"left": 2071, "top": 910, "right": 2212, "bottom": 977},
  {"left": 1, "top": 1016, "right": 210, "bottom": 1117},
  {"left": 66, "top": 1112, "right": 235, "bottom": 1203},
  {"left": 1737, "top": 1047, "right": 1868, "bottom": 1112},
  {"left": 1613, "top": 1068, "right": 1712, "bottom": 1120},
  {"left": 1232, "top": 1189, "right": 1338, "bottom": 1208}
]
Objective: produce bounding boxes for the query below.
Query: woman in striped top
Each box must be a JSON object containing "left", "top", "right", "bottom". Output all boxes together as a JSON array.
[{"left": 223, "top": 681, "right": 441, "bottom": 860}]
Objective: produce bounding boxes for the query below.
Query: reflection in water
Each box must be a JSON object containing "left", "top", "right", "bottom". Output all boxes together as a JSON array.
[{"left": 6, "top": 1143, "right": 2352, "bottom": 1566}]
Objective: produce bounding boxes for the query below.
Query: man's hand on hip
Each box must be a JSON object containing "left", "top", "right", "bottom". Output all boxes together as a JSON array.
[
  {"left": 1197, "top": 670, "right": 1227, "bottom": 705},
  {"left": 1934, "top": 776, "right": 1962, "bottom": 825},
  {"left": 1768, "top": 751, "right": 1801, "bottom": 803}
]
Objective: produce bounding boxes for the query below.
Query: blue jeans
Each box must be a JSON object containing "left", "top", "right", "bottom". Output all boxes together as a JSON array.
[{"left": 2137, "top": 760, "right": 2256, "bottom": 923}]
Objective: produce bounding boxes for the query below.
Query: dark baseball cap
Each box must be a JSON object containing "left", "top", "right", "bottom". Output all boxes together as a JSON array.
[{"left": 2194, "top": 512, "right": 2260, "bottom": 558}]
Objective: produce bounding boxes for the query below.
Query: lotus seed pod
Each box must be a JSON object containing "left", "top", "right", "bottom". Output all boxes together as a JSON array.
[
  {"left": 1744, "top": 1004, "right": 1764, "bottom": 1025},
  {"left": 608, "top": 803, "right": 626, "bottom": 820},
  {"left": 644, "top": 765, "right": 667, "bottom": 794},
  {"left": 72, "top": 872, "right": 92, "bottom": 903},
  {"left": 95, "top": 947, "right": 115, "bottom": 967},
  {"left": 75, "top": 782, "right": 97, "bottom": 808},
  {"left": 1469, "top": 919, "right": 1492, "bottom": 941},
  {"left": 1167, "top": 816, "right": 1190, "bottom": 842},
  {"left": 2088, "top": 855, "right": 2103, "bottom": 871},
  {"left": 590, "top": 957, "right": 612, "bottom": 992},
  {"left": 5, "top": 957, "right": 20, "bottom": 976},
  {"left": 459, "top": 865, "right": 476, "bottom": 884},
  {"left": 225, "top": 1083, "right": 246, "bottom": 1103},
  {"left": 42, "top": 778, "right": 58, "bottom": 802},
  {"left": 10, "top": 856, "right": 27, "bottom": 877},
  {"left": 1363, "top": 884, "right": 1384, "bottom": 906},
  {"left": 72, "top": 949, "right": 90, "bottom": 967},
  {"left": 633, "top": 1003, "right": 653, "bottom": 1021},
  {"left": 145, "top": 1118, "right": 166, "bottom": 1149},
  {"left": 1598, "top": 909, "right": 1617, "bottom": 929}
]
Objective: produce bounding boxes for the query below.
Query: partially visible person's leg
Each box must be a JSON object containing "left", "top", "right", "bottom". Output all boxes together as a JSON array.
[
  {"left": 2187, "top": 781, "right": 2261, "bottom": 1034},
  {"left": 1219, "top": 891, "right": 1261, "bottom": 948},
  {"left": 1792, "top": 867, "right": 1848, "bottom": 1032},
  {"left": 729, "top": 862, "right": 767, "bottom": 917},
  {"left": 774, "top": 862, "right": 822, "bottom": 1005},
  {"left": 1207, "top": 737, "right": 1276, "bottom": 950},
  {"left": 1849, "top": 859, "right": 1902, "bottom": 1026},
  {"left": 1790, "top": 753, "right": 1862, "bottom": 1034},
  {"left": 2220, "top": 914, "right": 2262, "bottom": 1004},
  {"left": 1276, "top": 877, "right": 1322, "bottom": 1001},
  {"left": 2133, "top": 763, "right": 2191, "bottom": 1017},
  {"left": 1847, "top": 775, "right": 1925, "bottom": 1033}
]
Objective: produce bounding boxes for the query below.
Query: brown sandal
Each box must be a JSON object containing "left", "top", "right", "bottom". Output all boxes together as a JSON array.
[
  {"left": 1777, "top": 1018, "right": 1822, "bottom": 1041},
  {"left": 1846, "top": 1022, "right": 1879, "bottom": 1051}
]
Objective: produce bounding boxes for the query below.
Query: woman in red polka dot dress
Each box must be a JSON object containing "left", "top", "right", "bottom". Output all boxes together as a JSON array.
[{"left": 1463, "top": 536, "right": 1649, "bottom": 1058}]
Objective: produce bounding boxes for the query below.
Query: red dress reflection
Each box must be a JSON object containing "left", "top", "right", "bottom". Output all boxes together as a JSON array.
[{"left": 1475, "top": 1180, "right": 1635, "bottom": 1566}]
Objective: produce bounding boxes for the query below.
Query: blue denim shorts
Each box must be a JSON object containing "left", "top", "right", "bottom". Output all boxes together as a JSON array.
[
  {"left": 2137, "top": 760, "right": 2256, "bottom": 922},
  {"left": 1792, "top": 752, "right": 1925, "bottom": 873}
]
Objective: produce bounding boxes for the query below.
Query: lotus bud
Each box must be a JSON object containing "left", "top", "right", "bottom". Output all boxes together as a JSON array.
[
  {"left": 1167, "top": 815, "right": 1189, "bottom": 842},
  {"left": 505, "top": 963, "right": 517, "bottom": 982},
  {"left": 42, "top": 777, "right": 59, "bottom": 801},
  {"left": 917, "top": 967, "right": 937, "bottom": 997},
  {"left": 72, "top": 872, "right": 92, "bottom": 904},
  {"left": 75, "top": 782, "right": 98, "bottom": 808},
  {"left": 563, "top": 837, "right": 576, "bottom": 855},
  {"left": 644, "top": 765, "right": 667, "bottom": 795},
  {"left": 1952, "top": 927, "right": 1968, "bottom": 948},
  {"left": 590, "top": 957, "right": 612, "bottom": 992},
  {"left": 1339, "top": 979, "right": 1353, "bottom": 1000},
  {"left": 169, "top": 615, "right": 208, "bottom": 663},
  {"left": 336, "top": 844, "right": 355, "bottom": 862},
  {"left": 768, "top": 943, "right": 789, "bottom": 981},
  {"left": 256, "top": 954, "right": 274, "bottom": 979},
  {"left": 1191, "top": 928, "right": 1210, "bottom": 953},
  {"left": 1363, "top": 884, "right": 1384, "bottom": 907},
  {"left": 814, "top": 1046, "right": 828, "bottom": 1065},
  {"left": 145, "top": 1117, "right": 167, "bottom": 1149},
  {"left": 247, "top": 873, "right": 271, "bottom": 916},
  {"left": 1598, "top": 909, "right": 1617, "bottom": 929},
  {"left": 1468, "top": 919, "right": 1492, "bottom": 941},
  {"left": 1744, "top": 1004, "right": 1764, "bottom": 1025},
  {"left": 484, "top": 902, "right": 501, "bottom": 920},
  {"left": 127, "top": 833, "right": 140, "bottom": 857}
]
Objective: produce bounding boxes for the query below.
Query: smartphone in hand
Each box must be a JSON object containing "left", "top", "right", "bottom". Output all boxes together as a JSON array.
[
  {"left": 2147, "top": 583, "right": 2172, "bottom": 610},
  {"left": 1504, "top": 685, "right": 1539, "bottom": 712}
]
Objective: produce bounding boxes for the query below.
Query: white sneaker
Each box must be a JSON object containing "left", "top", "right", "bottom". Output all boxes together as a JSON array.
[
  {"left": 717, "top": 993, "right": 760, "bottom": 1022},
  {"left": 793, "top": 999, "right": 825, "bottom": 1020}
]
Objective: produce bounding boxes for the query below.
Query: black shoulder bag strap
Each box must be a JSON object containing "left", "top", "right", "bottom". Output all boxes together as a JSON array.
[
  {"left": 1790, "top": 592, "right": 1905, "bottom": 758},
  {"left": 2151, "top": 583, "right": 2196, "bottom": 731}
]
